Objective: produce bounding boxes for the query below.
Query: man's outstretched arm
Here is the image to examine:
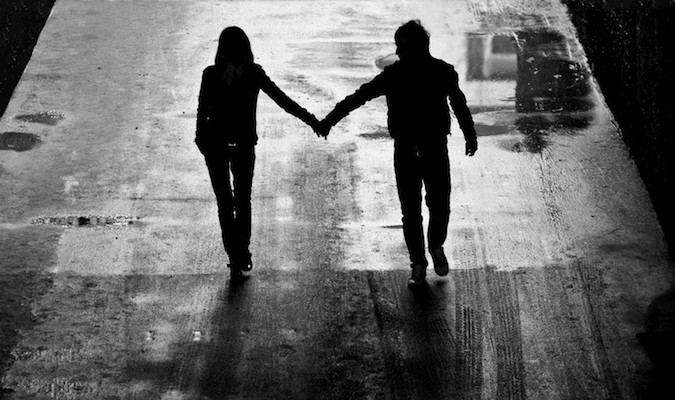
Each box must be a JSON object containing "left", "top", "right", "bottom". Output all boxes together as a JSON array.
[{"left": 321, "top": 72, "right": 388, "bottom": 135}]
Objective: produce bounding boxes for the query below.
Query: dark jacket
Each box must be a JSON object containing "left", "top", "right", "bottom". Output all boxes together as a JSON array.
[
  {"left": 324, "top": 57, "right": 477, "bottom": 142},
  {"left": 196, "top": 63, "right": 314, "bottom": 150}
]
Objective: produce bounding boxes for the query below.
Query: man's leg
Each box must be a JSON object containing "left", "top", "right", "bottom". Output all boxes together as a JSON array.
[
  {"left": 422, "top": 137, "right": 451, "bottom": 275},
  {"left": 394, "top": 141, "right": 428, "bottom": 268},
  {"left": 423, "top": 138, "right": 451, "bottom": 249}
]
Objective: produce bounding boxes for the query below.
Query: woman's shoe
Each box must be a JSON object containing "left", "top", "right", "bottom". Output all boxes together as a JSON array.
[{"left": 228, "top": 263, "right": 244, "bottom": 280}]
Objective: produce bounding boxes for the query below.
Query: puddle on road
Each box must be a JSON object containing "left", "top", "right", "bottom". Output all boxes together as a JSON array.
[
  {"left": 475, "top": 123, "right": 511, "bottom": 136},
  {"left": 23, "top": 73, "right": 62, "bottom": 81},
  {"left": 471, "top": 105, "right": 515, "bottom": 113},
  {"left": 508, "top": 113, "right": 592, "bottom": 153},
  {"left": 517, "top": 113, "right": 592, "bottom": 133},
  {"left": 382, "top": 224, "right": 403, "bottom": 229},
  {"left": 0, "top": 132, "right": 41, "bottom": 151},
  {"left": 358, "top": 127, "right": 390, "bottom": 140},
  {"left": 14, "top": 110, "right": 65, "bottom": 125},
  {"left": 31, "top": 215, "right": 141, "bottom": 228}
]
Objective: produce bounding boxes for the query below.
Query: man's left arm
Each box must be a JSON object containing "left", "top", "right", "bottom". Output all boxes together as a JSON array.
[{"left": 447, "top": 67, "right": 477, "bottom": 155}]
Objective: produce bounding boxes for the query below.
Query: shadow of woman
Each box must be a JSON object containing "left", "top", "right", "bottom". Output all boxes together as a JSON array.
[{"left": 198, "top": 277, "right": 255, "bottom": 398}]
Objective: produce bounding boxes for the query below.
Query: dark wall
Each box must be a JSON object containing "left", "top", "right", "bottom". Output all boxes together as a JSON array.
[
  {"left": 562, "top": 0, "right": 675, "bottom": 252},
  {"left": 0, "top": 0, "right": 56, "bottom": 119}
]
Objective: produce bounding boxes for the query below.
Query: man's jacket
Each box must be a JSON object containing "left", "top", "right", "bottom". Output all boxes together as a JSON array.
[
  {"left": 324, "top": 57, "right": 477, "bottom": 142},
  {"left": 196, "top": 63, "right": 314, "bottom": 149}
]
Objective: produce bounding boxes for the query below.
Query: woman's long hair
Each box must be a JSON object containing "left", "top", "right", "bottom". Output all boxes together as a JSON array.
[{"left": 215, "top": 26, "right": 254, "bottom": 66}]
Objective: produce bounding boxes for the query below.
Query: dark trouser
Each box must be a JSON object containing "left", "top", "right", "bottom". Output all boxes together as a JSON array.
[
  {"left": 394, "top": 136, "right": 451, "bottom": 267},
  {"left": 204, "top": 144, "right": 256, "bottom": 265}
]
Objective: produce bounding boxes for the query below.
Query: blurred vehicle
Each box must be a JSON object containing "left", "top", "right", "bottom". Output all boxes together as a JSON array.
[
  {"left": 513, "top": 29, "right": 592, "bottom": 112},
  {"left": 467, "top": 34, "right": 518, "bottom": 80}
]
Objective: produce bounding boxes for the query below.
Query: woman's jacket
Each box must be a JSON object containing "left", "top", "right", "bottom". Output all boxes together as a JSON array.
[{"left": 196, "top": 63, "right": 314, "bottom": 152}]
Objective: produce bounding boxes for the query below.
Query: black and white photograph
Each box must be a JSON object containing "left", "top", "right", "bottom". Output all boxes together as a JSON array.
[{"left": 1, "top": 0, "right": 674, "bottom": 398}]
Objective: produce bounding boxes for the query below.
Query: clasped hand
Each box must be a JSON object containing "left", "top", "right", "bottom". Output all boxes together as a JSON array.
[
  {"left": 465, "top": 138, "right": 477, "bottom": 156},
  {"left": 308, "top": 115, "right": 331, "bottom": 139}
]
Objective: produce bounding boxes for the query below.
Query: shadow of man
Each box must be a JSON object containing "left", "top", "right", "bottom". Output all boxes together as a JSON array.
[{"left": 638, "top": 285, "right": 675, "bottom": 399}]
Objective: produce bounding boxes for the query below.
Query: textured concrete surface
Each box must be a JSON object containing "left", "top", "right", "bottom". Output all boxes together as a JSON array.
[
  {"left": 561, "top": 0, "right": 675, "bottom": 249},
  {"left": 1, "top": 0, "right": 673, "bottom": 399}
]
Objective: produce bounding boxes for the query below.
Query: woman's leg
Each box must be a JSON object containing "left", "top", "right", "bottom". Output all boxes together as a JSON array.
[
  {"left": 204, "top": 153, "right": 237, "bottom": 261},
  {"left": 231, "top": 145, "right": 256, "bottom": 267}
]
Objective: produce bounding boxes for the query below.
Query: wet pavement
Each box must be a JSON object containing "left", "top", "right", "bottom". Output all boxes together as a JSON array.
[
  {"left": 0, "top": 132, "right": 41, "bottom": 152},
  {"left": 0, "top": 0, "right": 673, "bottom": 399}
]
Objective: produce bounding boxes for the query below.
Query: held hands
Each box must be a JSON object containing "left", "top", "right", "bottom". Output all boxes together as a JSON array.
[
  {"left": 316, "top": 119, "right": 331, "bottom": 139},
  {"left": 307, "top": 114, "right": 331, "bottom": 139},
  {"left": 308, "top": 114, "right": 321, "bottom": 138}
]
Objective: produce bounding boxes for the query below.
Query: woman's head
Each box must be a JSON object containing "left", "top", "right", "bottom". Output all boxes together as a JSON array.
[
  {"left": 394, "top": 20, "right": 431, "bottom": 60},
  {"left": 215, "top": 26, "right": 254, "bottom": 66}
]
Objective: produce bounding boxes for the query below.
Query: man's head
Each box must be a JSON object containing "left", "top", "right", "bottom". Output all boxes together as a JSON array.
[{"left": 394, "top": 20, "right": 431, "bottom": 61}]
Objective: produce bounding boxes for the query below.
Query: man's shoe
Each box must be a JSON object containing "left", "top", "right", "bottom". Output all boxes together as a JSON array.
[
  {"left": 430, "top": 247, "right": 449, "bottom": 276},
  {"left": 408, "top": 263, "right": 427, "bottom": 287}
]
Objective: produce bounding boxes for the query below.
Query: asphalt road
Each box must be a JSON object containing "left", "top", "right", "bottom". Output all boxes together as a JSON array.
[{"left": 0, "top": 0, "right": 672, "bottom": 399}]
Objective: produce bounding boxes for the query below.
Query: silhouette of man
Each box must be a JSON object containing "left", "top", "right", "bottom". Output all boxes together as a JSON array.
[{"left": 318, "top": 20, "right": 477, "bottom": 287}]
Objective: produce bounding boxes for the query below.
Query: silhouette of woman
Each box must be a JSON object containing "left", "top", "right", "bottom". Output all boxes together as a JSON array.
[{"left": 196, "top": 26, "right": 319, "bottom": 280}]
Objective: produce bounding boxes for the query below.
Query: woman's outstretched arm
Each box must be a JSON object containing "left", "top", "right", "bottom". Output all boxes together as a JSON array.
[{"left": 257, "top": 66, "right": 320, "bottom": 134}]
